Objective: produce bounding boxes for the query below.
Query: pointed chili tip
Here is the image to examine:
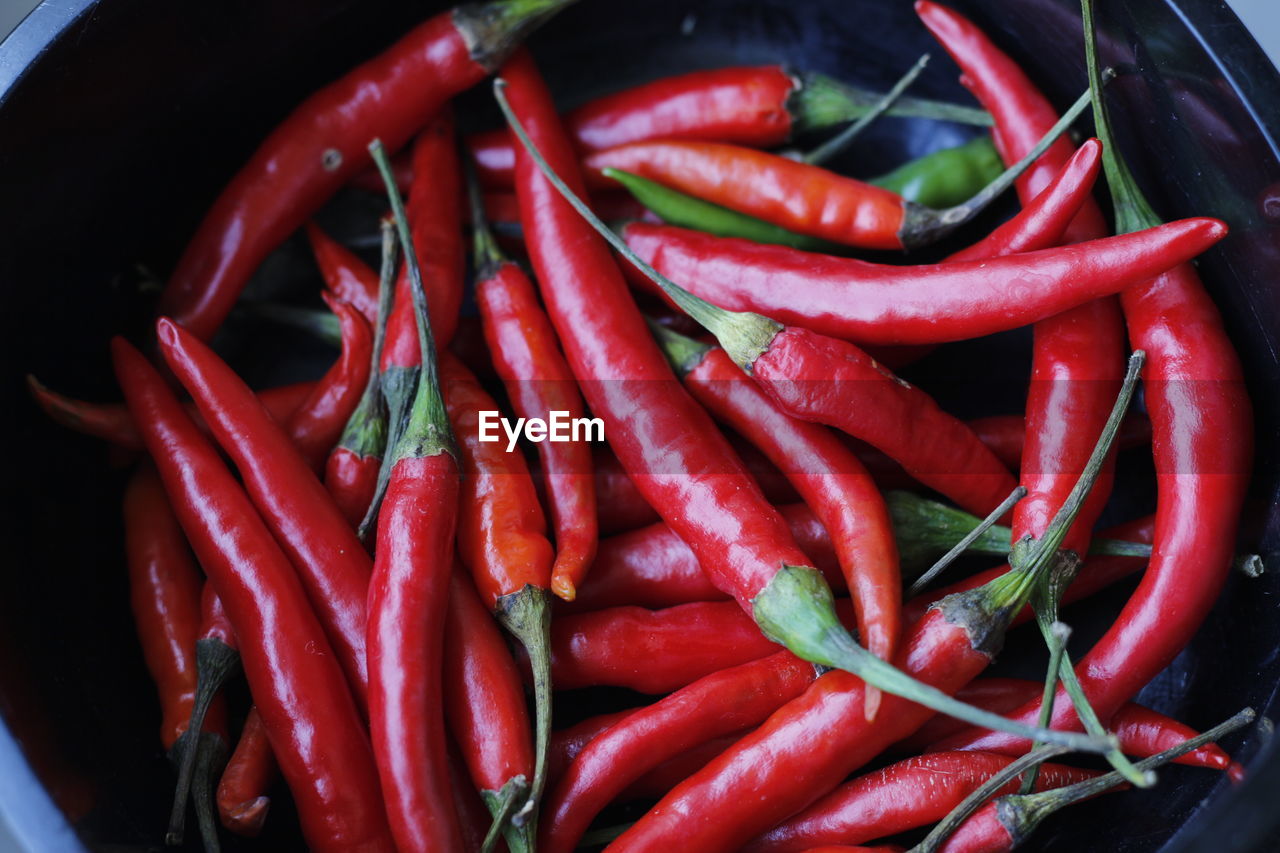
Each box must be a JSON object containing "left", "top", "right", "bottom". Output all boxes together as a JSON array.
[
  {"left": 1228, "top": 761, "right": 1247, "bottom": 784},
  {"left": 155, "top": 316, "right": 183, "bottom": 348},
  {"left": 551, "top": 574, "right": 577, "bottom": 602},
  {"left": 224, "top": 796, "right": 271, "bottom": 837},
  {"left": 864, "top": 686, "right": 883, "bottom": 722}
]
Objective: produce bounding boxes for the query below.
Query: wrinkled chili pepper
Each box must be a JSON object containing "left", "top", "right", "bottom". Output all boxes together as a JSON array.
[
  {"left": 27, "top": 377, "right": 313, "bottom": 451},
  {"left": 441, "top": 351, "right": 554, "bottom": 832},
  {"left": 541, "top": 651, "right": 820, "bottom": 853},
  {"left": 113, "top": 338, "right": 391, "bottom": 852},
  {"left": 499, "top": 66, "right": 1144, "bottom": 740},
  {"left": 585, "top": 90, "right": 1088, "bottom": 251},
  {"left": 930, "top": 0, "right": 1253, "bottom": 758},
  {"left": 469, "top": 163, "right": 597, "bottom": 603},
  {"left": 287, "top": 293, "right": 373, "bottom": 471},
  {"left": 307, "top": 221, "right": 381, "bottom": 324},
  {"left": 622, "top": 214, "right": 1224, "bottom": 347},
  {"left": 600, "top": 358, "right": 1137, "bottom": 852},
  {"left": 217, "top": 706, "right": 278, "bottom": 838},
  {"left": 325, "top": 220, "right": 398, "bottom": 527},
  {"left": 471, "top": 64, "right": 991, "bottom": 188},
  {"left": 651, "top": 322, "right": 900, "bottom": 687},
  {"left": 443, "top": 566, "right": 535, "bottom": 853},
  {"left": 157, "top": 318, "right": 372, "bottom": 708},
  {"left": 156, "top": 0, "right": 576, "bottom": 341},
  {"left": 365, "top": 141, "right": 464, "bottom": 852},
  {"left": 742, "top": 751, "right": 1098, "bottom": 853}
]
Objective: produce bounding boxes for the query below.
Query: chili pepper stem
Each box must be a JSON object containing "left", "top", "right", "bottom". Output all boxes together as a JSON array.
[
  {"left": 191, "top": 731, "right": 228, "bottom": 853},
  {"left": 480, "top": 776, "right": 532, "bottom": 853},
  {"left": 908, "top": 486, "right": 1026, "bottom": 597},
  {"left": 358, "top": 363, "right": 421, "bottom": 537},
  {"left": 453, "top": 0, "right": 582, "bottom": 71},
  {"left": 802, "top": 54, "right": 930, "bottom": 166},
  {"left": 166, "top": 638, "right": 239, "bottom": 846},
  {"left": 466, "top": 155, "right": 509, "bottom": 280},
  {"left": 496, "top": 585, "right": 553, "bottom": 825},
  {"left": 1021, "top": 620, "right": 1072, "bottom": 794},
  {"left": 498, "top": 78, "right": 1114, "bottom": 753},
  {"left": 899, "top": 84, "right": 1099, "bottom": 248},
  {"left": 791, "top": 70, "right": 993, "bottom": 130},
  {"left": 241, "top": 302, "right": 343, "bottom": 345}
]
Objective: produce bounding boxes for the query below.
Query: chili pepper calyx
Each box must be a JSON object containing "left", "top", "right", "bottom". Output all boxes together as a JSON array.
[
  {"left": 791, "top": 71, "right": 993, "bottom": 132},
  {"left": 752, "top": 564, "right": 856, "bottom": 666},
  {"left": 802, "top": 54, "right": 930, "bottom": 167},
  {"left": 453, "top": 0, "right": 581, "bottom": 72},
  {"left": 907, "top": 485, "right": 1026, "bottom": 597},
  {"left": 466, "top": 155, "right": 510, "bottom": 280},
  {"left": 480, "top": 775, "right": 532, "bottom": 853},
  {"left": 241, "top": 302, "right": 343, "bottom": 346},
  {"left": 648, "top": 319, "right": 713, "bottom": 376},
  {"left": 496, "top": 585, "right": 553, "bottom": 825},
  {"left": 931, "top": 584, "right": 1017, "bottom": 658}
]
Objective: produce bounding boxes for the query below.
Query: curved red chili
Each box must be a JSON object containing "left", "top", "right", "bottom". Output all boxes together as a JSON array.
[
  {"left": 470, "top": 169, "right": 597, "bottom": 602},
  {"left": 623, "top": 216, "right": 1227, "bottom": 347},
  {"left": 540, "top": 650, "right": 820, "bottom": 853},
  {"left": 287, "top": 293, "right": 373, "bottom": 471},
  {"left": 217, "top": 706, "right": 278, "bottom": 838},
  {"left": 653, "top": 324, "right": 900, "bottom": 678},
  {"left": 443, "top": 566, "right": 535, "bottom": 848},
  {"left": 742, "top": 751, "right": 1097, "bottom": 853},
  {"left": 307, "top": 222, "right": 381, "bottom": 324},
  {"left": 112, "top": 338, "right": 391, "bottom": 852},
  {"left": 156, "top": 0, "right": 575, "bottom": 341},
  {"left": 157, "top": 318, "right": 372, "bottom": 709},
  {"left": 28, "top": 377, "right": 313, "bottom": 451}
]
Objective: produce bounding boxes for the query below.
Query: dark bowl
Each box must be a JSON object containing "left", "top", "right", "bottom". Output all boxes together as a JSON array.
[{"left": 2, "top": 0, "right": 1278, "bottom": 850}]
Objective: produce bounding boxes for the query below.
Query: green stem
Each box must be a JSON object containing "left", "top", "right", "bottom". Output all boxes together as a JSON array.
[
  {"left": 802, "top": 54, "right": 930, "bottom": 166},
  {"left": 1020, "top": 621, "right": 1071, "bottom": 794},
  {"left": 647, "top": 318, "right": 714, "bottom": 377},
  {"left": 496, "top": 586, "right": 552, "bottom": 828},
  {"left": 453, "top": 0, "right": 582, "bottom": 72},
  {"left": 466, "top": 155, "right": 508, "bottom": 279},
  {"left": 899, "top": 86, "right": 1096, "bottom": 248},
  {"left": 480, "top": 776, "right": 531, "bottom": 853},
  {"left": 906, "top": 486, "right": 1026, "bottom": 598},
  {"left": 358, "top": 364, "right": 420, "bottom": 540},
  {"left": 336, "top": 219, "right": 397, "bottom": 465},
  {"left": 166, "top": 639, "right": 240, "bottom": 846},
  {"left": 791, "top": 71, "right": 993, "bottom": 131},
  {"left": 191, "top": 731, "right": 228, "bottom": 853},
  {"left": 243, "top": 302, "right": 342, "bottom": 345}
]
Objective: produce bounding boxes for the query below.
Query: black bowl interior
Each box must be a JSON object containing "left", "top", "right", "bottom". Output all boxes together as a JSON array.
[{"left": 2, "top": 0, "right": 1279, "bottom": 850}]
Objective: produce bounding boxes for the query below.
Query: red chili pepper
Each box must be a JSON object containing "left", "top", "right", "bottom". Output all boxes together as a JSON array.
[
  {"left": 216, "top": 706, "right": 278, "bottom": 838},
  {"left": 500, "top": 48, "right": 865, "bottom": 713},
  {"left": 540, "top": 651, "right": 821, "bottom": 853},
  {"left": 622, "top": 215, "right": 1226, "bottom": 347},
  {"left": 472, "top": 64, "right": 991, "bottom": 188},
  {"left": 286, "top": 293, "right": 373, "bottom": 471},
  {"left": 112, "top": 338, "right": 391, "bottom": 852},
  {"left": 931, "top": 0, "right": 1253, "bottom": 758},
  {"left": 541, "top": 601, "right": 787, "bottom": 693},
  {"left": 903, "top": 677, "right": 1240, "bottom": 777},
  {"left": 364, "top": 141, "right": 464, "bottom": 851},
  {"left": 156, "top": 0, "right": 575, "bottom": 341},
  {"left": 441, "top": 351, "right": 555, "bottom": 828},
  {"left": 156, "top": 318, "right": 372, "bottom": 710},
  {"left": 307, "top": 222, "right": 381, "bottom": 324},
  {"left": 443, "top": 566, "right": 535, "bottom": 850},
  {"left": 652, "top": 324, "right": 900, "bottom": 685},
  {"left": 902, "top": 515, "right": 1156, "bottom": 628},
  {"left": 470, "top": 167, "right": 597, "bottom": 602},
  {"left": 324, "top": 221, "right": 399, "bottom": 528},
  {"left": 562, "top": 502, "right": 843, "bottom": 614},
  {"left": 27, "top": 377, "right": 313, "bottom": 450},
  {"left": 742, "top": 751, "right": 1098, "bottom": 853}
]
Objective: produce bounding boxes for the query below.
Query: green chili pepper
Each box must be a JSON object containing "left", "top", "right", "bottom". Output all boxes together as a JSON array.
[{"left": 869, "top": 136, "right": 1003, "bottom": 208}]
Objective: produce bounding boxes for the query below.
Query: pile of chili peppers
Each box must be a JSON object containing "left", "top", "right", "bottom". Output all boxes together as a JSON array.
[{"left": 28, "top": 0, "right": 1262, "bottom": 850}]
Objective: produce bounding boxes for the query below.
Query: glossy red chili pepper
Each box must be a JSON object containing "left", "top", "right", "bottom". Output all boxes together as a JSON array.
[
  {"left": 365, "top": 139, "right": 465, "bottom": 852},
  {"left": 541, "top": 650, "right": 820, "bottom": 853},
  {"left": 472, "top": 64, "right": 990, "bottom": 188},
  {"left": 307, "top": 222, "right": 381, "bottom": 324},
  {"left": 622, "top": 216, "right": 1226, "bottom": 347},
  {"left": 902, "top": 515, "right": 1156, "bottom": 628},
  {"left": 156, "top": 0, "right": 574, "bottom": 341},
  {"left": 471, "top": 172, "right": 597, "bottom": 602},
  {"left": 653, "top": 325, "right": 900, "bottom": 675},
  {"left": 217, "top": 706, "right": 278, "bottom": 838},
  {"left": 112, "top": 338, "right": 391, "bottom": 852},
  {"left": 501, "top": 49, "right": 861, "bottom": 697},
  {"left": 157, "top": 318, "right": 372, "bottom": 709},
  {"left": 443, "top": 566, "right": 535, "bottom": 847},
  {"left": 933, "top": 3, "right": 1253, "bottom": 758},
  {"left": 904, "top": 677, "right": 1239, "bottom": 777},
  {"left": 123, "top": 463, "right": 205, "bottom": 751},
  {"left": 562, "top": 502, "right": 843, "bottom": 614},
  {"left": 542, "top": 601, "right": 787, "bottom": 693},
  {"left": 742, "top": 751, "right": 1098, "bottom": 853},
  {"left": 27, "top": 378, "right": 313, "bottom": 451},
  {"left": 287, "top": 293, "right": 373, "bottom": 471}
]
